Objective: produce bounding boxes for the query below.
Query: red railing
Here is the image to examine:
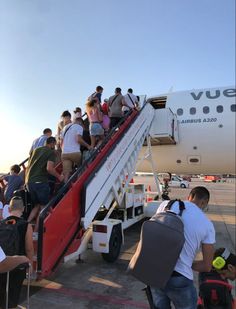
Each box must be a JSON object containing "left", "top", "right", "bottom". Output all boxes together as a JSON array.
[{"left": 38, "top": 110, "right": 139, "bottom": 277}]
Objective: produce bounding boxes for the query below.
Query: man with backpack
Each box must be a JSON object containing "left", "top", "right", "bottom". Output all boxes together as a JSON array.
[
  {"left": 150, "top": 186, "right": 215, "bottom": 309},
  {"left": 108, "top": 87, "right": 128, "bottom": 129},
  {"left": 123, "top": 88, "right": 139, "bottom": 114},
  {"left": 0, "top": 196, "right": 34, "bottom": 308}
]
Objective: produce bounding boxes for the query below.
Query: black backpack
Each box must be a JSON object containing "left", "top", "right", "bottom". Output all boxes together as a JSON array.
[
  {"left": 0, "top": 218, "right": 20, "bottom": 256},
  {"left": 197, "top": 271, "right": 234, "bottom": 309}
]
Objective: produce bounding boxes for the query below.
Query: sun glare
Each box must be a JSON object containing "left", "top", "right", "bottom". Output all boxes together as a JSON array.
[{"left": 0, "top": 108, "right": 34, "bottom": 173}]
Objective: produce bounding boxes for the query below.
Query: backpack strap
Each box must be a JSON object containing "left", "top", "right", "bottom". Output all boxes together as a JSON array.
[
  {"left": 178, "top": 200, "right": 185, "bottom": 216},
  {"left": 62, "top": 124, "right": 74, "bottom": 139},
  {"left": 127, "top": 94, "right": 135, "bottom": 107},
  {"left": 109, "top": 95, "right": 119, "bottom": 106},
  {"left": 164, "top": 199, "right": 178, "bottom": 210},
  {"left": 165, "top": 199, "right": 185, "bottom": 216}
]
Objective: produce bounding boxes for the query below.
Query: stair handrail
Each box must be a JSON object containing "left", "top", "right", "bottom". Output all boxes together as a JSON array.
[{"left": 37, "top": 105, "right": 147, "bottom": 274}]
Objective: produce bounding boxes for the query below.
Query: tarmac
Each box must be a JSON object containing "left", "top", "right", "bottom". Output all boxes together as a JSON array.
[{"left": 19, "top": 179, "right": 235, "bottom": 308}]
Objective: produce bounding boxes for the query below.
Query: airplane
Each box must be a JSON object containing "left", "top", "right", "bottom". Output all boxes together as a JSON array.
[{"left": 137, "top": 86, "right": 236, "bottom": 175}]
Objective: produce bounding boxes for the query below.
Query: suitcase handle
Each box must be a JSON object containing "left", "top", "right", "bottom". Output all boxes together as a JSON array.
[
  {"left": 6, "top": 262, "right": 31, "bottom": 309},
  {"left": 15, "top": 262, "right": 31, "bottom": 270}
]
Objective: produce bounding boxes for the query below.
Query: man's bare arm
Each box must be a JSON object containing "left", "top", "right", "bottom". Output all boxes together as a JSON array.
[
  {"left": 0, "top": 255, "right": 30, "bottom": 273},
  {"left": 192, "top": 243, "right": 215, "bottom": 272},
  {"left": 77, "top": 135, "right": 92, "bottom": 150},
  {"left": 47, "top": 161, "right": 64, "bottom": 182}
]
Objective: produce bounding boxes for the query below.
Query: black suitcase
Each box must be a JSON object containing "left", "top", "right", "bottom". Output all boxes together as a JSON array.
[{"left": 5, "top": 263, "right": 31, "bottom": 309}]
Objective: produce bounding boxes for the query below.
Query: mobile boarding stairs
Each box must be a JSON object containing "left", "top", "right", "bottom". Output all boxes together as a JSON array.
[{"left": 17, "top": 100, "right": 179, "bottom": 278}]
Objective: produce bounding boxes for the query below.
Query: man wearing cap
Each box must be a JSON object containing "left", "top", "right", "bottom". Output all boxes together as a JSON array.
[{"left": 73, "top": 107, "right": 82, "bottom": 121}]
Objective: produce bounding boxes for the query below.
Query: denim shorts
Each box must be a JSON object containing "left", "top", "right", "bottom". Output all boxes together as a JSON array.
[
  {"left": 89, "top": 123, "right": 104, "bottom": 136},
  {"left": 27, "top": 182, "right": 50, "bottom": 206},
  {"left": 151, "top": 275, "right": 198, "bottom": 309}
]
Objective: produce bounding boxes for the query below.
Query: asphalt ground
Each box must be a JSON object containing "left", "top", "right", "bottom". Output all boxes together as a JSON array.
[{"left": 19, "top": 179, "right": 235, "bottom": 308}]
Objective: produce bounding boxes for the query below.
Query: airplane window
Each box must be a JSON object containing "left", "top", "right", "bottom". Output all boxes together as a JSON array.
[
  {"left": 216, "top": 105, "right": 223, "bottom": 113},
  {"left": 203, "top": 106, "right": 210, "bottom": 114},
  {"left": 190, "top": 107, "right": 196, "bottom": 115},
  {"left": 231, "top": 104, "right": 236, "bottom": 112},
  {"left": 177, "top": 108, "right": 183, "bottom": 116}
]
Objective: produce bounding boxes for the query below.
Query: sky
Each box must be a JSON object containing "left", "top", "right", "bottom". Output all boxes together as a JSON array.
[{"left": 0, "top": 0, "right": 235, "bottom": 172}]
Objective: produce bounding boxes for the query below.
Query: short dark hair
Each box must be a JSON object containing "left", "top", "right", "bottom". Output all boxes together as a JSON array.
[
  {"left": 128, "top": 88, "right": 133, "bottom": 93},
  {"left": 61, "top": 110, "right": 71, "bottom": 118},
  {"left": 214, "top": 248, "right": 236, "bottom": 269},
  {"left": 96, "top": 86, "right": 103, "bottom": 92},
  {"left": 43, "top": 128, "right": 52, "bottom": 135},
  {"left": 115, "top": 87, "right": 121, "bottom": 94},
  {"left": 46, "top": 136, "right": 56, "bottom": 145},
  {"left": 74, "top": 107, "right": 82, "bottom": 113},
  {"left": 10, "top": 164, "right": 21, "bottom": 174},
  {"left": 189, "top": 186, "right": 210, "bottom": 201}
]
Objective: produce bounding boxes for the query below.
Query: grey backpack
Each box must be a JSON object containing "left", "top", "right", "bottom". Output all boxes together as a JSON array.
[{"left": 128, "top": 199, "right": 185, "bottom": 288}]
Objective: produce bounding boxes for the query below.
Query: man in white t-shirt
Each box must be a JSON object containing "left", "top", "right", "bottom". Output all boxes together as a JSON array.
[
  {"left": 0, "top": 246, "right": 29, "bottom": 273},
  {"left": 61, "top": 116, "right": 92, "bottom": 182},
  {"left": 151, "top": 186, "right": 215, "bottom": 309},
  {"left": 122, "top": 88, "right": 138, "bottom": 113}
]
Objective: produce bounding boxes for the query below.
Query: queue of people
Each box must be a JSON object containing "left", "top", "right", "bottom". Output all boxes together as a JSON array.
[
  {"left": 0, "top": 85, "right": 235, "bottom": 309},
  {"left": 0, "top": 85, "right": 139, "bottom": 307},
  {"left": 0, "top": 86, "right": 139, "bottom": 225}
]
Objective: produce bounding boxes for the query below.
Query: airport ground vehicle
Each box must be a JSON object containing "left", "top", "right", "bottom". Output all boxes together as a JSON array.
[
  {"left": 204, "top": 175, "right": 221, "bottom": 182},
  {"left": 168, "top": 175, "right": 190, "bottom": 188},
  {"left": 157, "top": 173, "right": 189, "bottom": 189}
]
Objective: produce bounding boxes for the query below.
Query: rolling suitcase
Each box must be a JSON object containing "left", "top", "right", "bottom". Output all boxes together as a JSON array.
[{"left": 5, "top": 263, "right": 31, "bottom": 309}]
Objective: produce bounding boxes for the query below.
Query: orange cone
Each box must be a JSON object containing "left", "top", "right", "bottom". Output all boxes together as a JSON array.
[{"left": 146, "top": 185, "right": 153, "bottom": 202}]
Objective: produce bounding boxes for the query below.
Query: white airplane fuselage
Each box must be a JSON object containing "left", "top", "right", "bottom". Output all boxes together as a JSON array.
[{"left": 138, "top": 86, "right": 236, "bottom": 175}]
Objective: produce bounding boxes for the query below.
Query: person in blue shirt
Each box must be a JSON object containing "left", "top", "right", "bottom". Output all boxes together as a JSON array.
[
  {"left": 0, "top": 165, "right": 23, "bottom": 204},
  {"left": 29, "top": 128, "right": 52, "bottom": 155}
]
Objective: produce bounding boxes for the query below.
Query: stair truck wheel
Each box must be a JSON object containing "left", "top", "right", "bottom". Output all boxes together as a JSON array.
[
  {"left": 180, "top": 183, "right": 186, "bottom": 188},
  {"left": 102, "top": 225, "right": 122, "bottom": 263}
]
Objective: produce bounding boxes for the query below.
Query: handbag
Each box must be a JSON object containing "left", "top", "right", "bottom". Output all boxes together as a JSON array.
[{"left": 102, "top": 115, "right": 110, "bottom": 130}]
